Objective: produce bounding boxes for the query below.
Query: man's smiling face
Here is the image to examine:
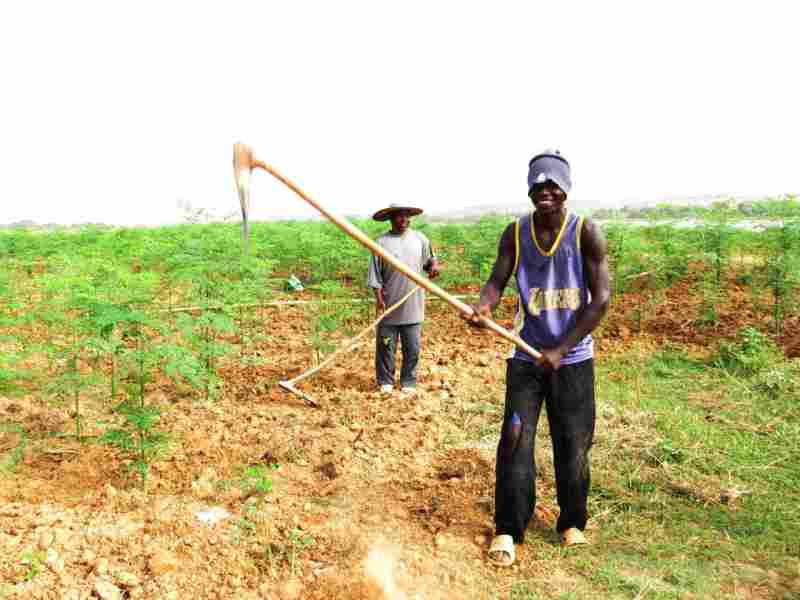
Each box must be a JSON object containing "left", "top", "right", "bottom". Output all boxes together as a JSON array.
[{"left": 529, "top": 181, "right": 567, "bottom": 216}]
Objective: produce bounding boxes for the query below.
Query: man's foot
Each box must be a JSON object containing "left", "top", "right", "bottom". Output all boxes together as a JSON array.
[
  {"left": 560, "top": 528, "right": 588, "bottom": 547},
  {"left": 400, "top": 386, "right": 417, "bottom": 396},
  {"left": 380, "top": 384, "right": 394, "bottom": 394},
  {"left": 487, "top": 534, "right": 515, "bottom": 567}
]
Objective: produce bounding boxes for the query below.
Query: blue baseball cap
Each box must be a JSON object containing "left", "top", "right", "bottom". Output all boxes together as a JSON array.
[{"left": 527, "top": 150, "right": 571, "bottom": 195}]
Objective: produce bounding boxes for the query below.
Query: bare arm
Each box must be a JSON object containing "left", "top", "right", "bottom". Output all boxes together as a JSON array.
[
  {"left": 373, "top": 287, "right": 386, "bottom": 315},
  {"left": 424, "top": 256, "right": 442, "bottom": 279},
  {"left": 423, "top": 242, "right": 442, "bottom": 279},
  {"left": 472, "top": 222, "right": 516, "bottom": 318},
  {"left": 367, "top": 253, "right": 386, "bottom": 316}
]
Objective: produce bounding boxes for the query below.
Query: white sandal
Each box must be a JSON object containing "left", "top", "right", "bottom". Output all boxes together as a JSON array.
[
  {"left": 487, "top": 534, "right": 515, "bottom": 567},
  {"left": 560, "top": 528, "right": 588, "bottom": 547}
]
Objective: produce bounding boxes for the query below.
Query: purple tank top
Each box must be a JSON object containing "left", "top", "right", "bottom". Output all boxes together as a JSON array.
[{"left": 511, "top": 212, "right": 593, "bottom": 365}]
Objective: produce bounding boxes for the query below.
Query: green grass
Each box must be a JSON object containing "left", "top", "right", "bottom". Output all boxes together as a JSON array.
[
  {"left": 577, "top": 341, "right": 800, "bottom": 599},
  {"left": 466, "top": 340, "right": 800, "bottom": 599}
]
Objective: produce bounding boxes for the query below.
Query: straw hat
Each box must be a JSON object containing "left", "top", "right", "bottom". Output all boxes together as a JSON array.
[{"left": 372, "top": 203, "right": 424, "bottom": 222}]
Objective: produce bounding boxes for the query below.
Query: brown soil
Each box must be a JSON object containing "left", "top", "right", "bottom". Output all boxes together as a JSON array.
[{"left": 0, "top": 277, "right": 795, "bottom": 599}]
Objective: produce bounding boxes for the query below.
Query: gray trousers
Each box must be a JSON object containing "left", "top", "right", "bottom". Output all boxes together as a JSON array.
[{"left": 375, "top": 323, "right": 422, "bottom": 388}]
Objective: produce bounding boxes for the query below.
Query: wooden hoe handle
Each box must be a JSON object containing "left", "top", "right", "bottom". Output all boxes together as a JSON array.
[{"left": 233, "top": 143, "right": 542, "bottom": 361}]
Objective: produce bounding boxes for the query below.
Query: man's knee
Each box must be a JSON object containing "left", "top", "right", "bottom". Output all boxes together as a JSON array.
[
  {"left": 507, "top": 463, "right": 534, "bottom": 483},
  {"left": 554, "top": 431, "right": 593, "bottom": 477},
  {"left": 402, "top": 332, "right": 422, "bottom": 358}
]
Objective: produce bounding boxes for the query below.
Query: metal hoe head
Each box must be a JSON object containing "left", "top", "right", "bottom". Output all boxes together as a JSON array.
[
  {"left": 278, "top": 380, "right": 319, "bottom": 408},
  {"left": 233, "top": 142, "right": 256, "bottom": 222}
]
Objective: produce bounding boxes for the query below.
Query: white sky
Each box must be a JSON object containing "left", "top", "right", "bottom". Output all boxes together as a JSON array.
[{"left": 1, "top": 1, "right": 798, "bottom": 226}]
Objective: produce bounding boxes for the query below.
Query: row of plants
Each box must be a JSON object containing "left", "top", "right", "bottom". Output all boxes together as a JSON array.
[
  {"left": 604, "top": 219, "right": 800, "bottom": 334},
  {"left": 591, "top": 194, "right": 800, "bottom": 221},
  {"left": 2, "top": 209, "right": 798, "bottom": 295},
  {"left": 0, "top": 232, "right": 277, "bottom": 487},
  {"left": 1, "top": 209, "right": 798, "bottom": 488},
  {"left": 2, "top": 217, "right": 798, "bottom": 383}
]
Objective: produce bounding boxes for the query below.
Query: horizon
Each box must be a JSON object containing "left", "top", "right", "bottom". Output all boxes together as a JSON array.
[{"left": 3, "top": 192, "right": 796, "bottom": 229}]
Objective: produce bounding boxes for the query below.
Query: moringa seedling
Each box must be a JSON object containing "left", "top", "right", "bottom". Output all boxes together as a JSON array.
[
  {"left": 288, "top": 528, "right": 314, "bottom": 577},
  {"left": 0, "top": 423, "right": 26, "bottom": 473},
  {"left": 101, "top": 317, "right": 170, "bottom": 489},
  {"left": 19, "top": 551, "right": 46, "bottom": 583}
]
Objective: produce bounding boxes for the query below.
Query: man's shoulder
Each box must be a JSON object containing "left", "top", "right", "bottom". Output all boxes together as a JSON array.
[
  {"left": 505, "top": 214, "right": 527, "bottom": 236},
  {"left": 380, "top": 230, "right": 430, "bottom": 245},
  {"left": 577, "top": 216, "right": 607, "bottom": 257},
  {"left": 500, "top": 218, "right": 520, "bottom": 240},
  {"left": 374, "top": 232, "right": 402, "bottom": 248},
  {"left": 374, "top": 229, "right": 431, "bottom": 249}
]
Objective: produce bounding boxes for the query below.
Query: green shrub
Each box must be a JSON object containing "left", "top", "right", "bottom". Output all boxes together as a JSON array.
[
  {"left": 753, "top": 365, "right": 795, "bottom": 399},
  {"left": 714, "top": 327, "right": 782, "bottom": 377}
]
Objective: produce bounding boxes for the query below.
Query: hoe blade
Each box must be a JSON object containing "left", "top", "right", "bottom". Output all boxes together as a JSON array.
[{"left": 233, "top": 142, "right": 253, "bottom": 220}]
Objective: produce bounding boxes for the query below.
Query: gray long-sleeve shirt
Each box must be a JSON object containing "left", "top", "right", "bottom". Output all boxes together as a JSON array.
[{"left": 366, "top": 229, "right": 434, "bottom": 325}]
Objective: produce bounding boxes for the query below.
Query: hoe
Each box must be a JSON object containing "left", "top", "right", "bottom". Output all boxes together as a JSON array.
[
  {"left": 277, "top": 286, "right": 419, "bottom": 406},
  {"left": 232, "top": 142, "right": 542, "bottom": 404}
]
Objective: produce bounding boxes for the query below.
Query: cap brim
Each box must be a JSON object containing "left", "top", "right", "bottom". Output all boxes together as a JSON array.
[
  {"left": 372, "top": 206, "right": 424, "bottom": 221},
  {"left": 529, "top": 174, "right": 570, "bottom": 195}
]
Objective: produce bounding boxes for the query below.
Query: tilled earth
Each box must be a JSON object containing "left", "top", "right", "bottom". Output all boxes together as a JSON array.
[
  {"left": 0, "top": 298, "right": 529, "bottom": 600},
  {"left": 0, "top": 279, "right": 795, "bottom": 599}
]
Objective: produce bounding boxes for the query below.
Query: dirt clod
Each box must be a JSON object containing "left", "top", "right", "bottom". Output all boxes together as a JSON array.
[
  {"left": 94, "top": 578, "right": 123, "bottom": 600},
  {"left": 261, "top": 450, "right": 279, "bottom": 464},
  {"left": 147, "top": 549, "right": 179, "bottom": 576},
  {"left": 318, "top": 461, "right": 338, "bottom": 480},
  {"left": 279, "top": 579, "right": 303, "bottom": 600},
  {"left": 437, "top": 466, "right": 466, "bottom": 480}
]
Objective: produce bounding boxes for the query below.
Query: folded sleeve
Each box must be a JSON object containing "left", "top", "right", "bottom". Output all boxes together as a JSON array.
[
  {"left": 366, "top": 253, "right": 383, "bottom": 288},
  {"left": 420, "top": 233, "right": 435, "bottom": 269}
]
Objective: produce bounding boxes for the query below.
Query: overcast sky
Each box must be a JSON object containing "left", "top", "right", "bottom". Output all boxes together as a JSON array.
[{"left": 1, "top": 1, "right": 798, "bottom": 226}]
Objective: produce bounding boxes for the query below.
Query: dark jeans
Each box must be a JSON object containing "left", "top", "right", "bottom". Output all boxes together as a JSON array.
[
  {"left": 375, "top": 323, "right": 422, "bottom": 388},
  {"left": 495, "top": 358, "right": 595, "bottom": 542}
]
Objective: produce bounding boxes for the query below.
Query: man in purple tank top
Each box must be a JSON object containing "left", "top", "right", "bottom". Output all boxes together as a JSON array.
[{"left": 469, "top": 150, "right": 610, "bottom": 566}]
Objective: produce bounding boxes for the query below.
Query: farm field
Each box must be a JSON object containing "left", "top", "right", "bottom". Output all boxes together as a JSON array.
[{"left": 1, "top": 201, "right": 799, "bottom": 599}]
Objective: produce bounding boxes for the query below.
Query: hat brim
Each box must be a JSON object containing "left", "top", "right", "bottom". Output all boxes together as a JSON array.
[{"left": 372, "top": 206, "right": 424, "bottom": 221}]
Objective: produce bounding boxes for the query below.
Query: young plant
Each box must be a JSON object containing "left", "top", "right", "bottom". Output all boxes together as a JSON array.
[
  {"left": 652, "top": 225, "right": 692, "bottom": 286},
  {"left": 168, "top": 230, "right": 238, "bottom": 401},
  {"left": 43, "top": 283, "right": 102, "bottom": 442},
  {"left": 219, "top": 253, "right": 274, "bottom": 361},
  {"left": 287, "top": 528, "right": 314, "bottom": 577},
  {"left": 232, "top": 504, "right": 258, "bottom": 545},
  {"left": 467, "top": 219, "right": 499, "bottom": 282},
  {"left": 764, "top": 222, "right": 800, "bottom": 336},
  {"left": 46, "top": 342, "right": 100, "bottom": 442},
  {"left": 308, "top": 280, "right": 357, "bottom": 365},
  {"left": 101, "top": 315, "right": 169, "bottom": 489},
  {"left": 0, "top": 423, "right": 26, "bottom": 473},
  {"left": 713, "top": 327, "right": 781, "bottom": 378},
  {"left": 0, "top": 347, "right": 30, "bottom": 395},
  {"left": 694, "top": 220, "right": 733, "bottom": 327},
  {"left": 175, "top": 309, "right": 234, "bottom": 402},
  {"left": 605, "top": 222, "right": 628, "bottom": 297},
  {"left": 260, "top": 523, "right": 314, "bottom": 577},
  {"left": 19, "top": 551, "right": 46, "bottom": 583},
  {"left": 82, "top": 301, "right": 138, "bottom": 404}
]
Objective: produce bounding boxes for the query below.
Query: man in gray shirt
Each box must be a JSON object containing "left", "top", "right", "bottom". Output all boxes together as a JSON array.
[{"left": 367, "top": 204, "right": 441, "bottom": 394}]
